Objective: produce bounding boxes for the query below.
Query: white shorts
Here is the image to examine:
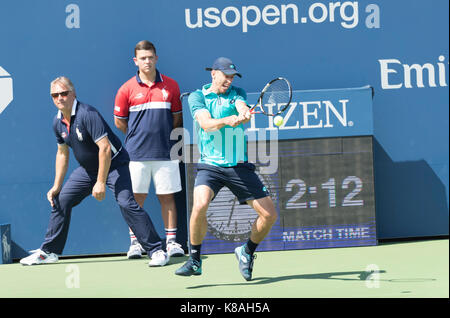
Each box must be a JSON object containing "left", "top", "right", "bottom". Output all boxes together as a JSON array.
[{"left": 129, "top": 160, "right": 182, "bottom": 195}]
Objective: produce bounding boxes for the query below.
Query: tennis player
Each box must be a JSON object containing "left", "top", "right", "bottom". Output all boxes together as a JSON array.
[
  {"left": 20, "top": 77, "right": 169, "bottom": 266},
  {"left": 175, "top": 57, "right": 278, "bottom": 281}
]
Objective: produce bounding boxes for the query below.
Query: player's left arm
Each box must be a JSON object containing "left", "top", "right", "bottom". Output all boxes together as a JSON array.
[
  {"left": 234, "top": 88, "right": 250, "bottom": 124},
  {"left": 85, "top": 111, "right": 111, "bottom": 202},
  {"left": 93, "top": 136, "right": 111, "bottom": 202},
  {"left": 114, "top": 85, "right": 130, "bottom": 134},
  {"left": 235, "top": 100, "right": 251, "bottom": 124},
  {"left": 173, "top": 112, "right": 183, "bottom": 128},
  {"left": 114, "top": 117, "right": 128, "bottom": 134},
  {"left": 172, "top": 81, "right": 183, "bottom": 128}
]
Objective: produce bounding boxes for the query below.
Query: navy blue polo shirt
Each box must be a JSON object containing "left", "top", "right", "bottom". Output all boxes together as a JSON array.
[{"left": 53, "top": 100, "right": 129, "bottom": 173}]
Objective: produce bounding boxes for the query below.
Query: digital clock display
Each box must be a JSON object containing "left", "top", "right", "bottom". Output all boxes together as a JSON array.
[{"left": 185, "top": 136, "right": 377, "bottom": 254}]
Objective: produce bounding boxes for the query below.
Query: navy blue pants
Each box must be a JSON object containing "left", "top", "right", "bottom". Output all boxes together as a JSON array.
[{"left": 40, "top": 163, "right": 163, "bottom": 257}]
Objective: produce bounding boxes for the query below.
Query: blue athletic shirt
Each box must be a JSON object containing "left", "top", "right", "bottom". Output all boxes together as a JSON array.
[
  {"left": 53, "top": 100, "right": 128, "bottom": 173},
  {"left": 188, "top": 83, "right": 248, "bottom": 167}
]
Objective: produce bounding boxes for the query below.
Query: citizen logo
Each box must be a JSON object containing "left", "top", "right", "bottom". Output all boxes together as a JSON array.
[{"left": 248, "top": 99, "right": 352, "bottom": 131}]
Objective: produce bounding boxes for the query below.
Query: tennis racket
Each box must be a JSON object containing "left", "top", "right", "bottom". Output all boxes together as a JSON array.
[{"left": 249, "top": 77, "right": 292, "bottom": 116}]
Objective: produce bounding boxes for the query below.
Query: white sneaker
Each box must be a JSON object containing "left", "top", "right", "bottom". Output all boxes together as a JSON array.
[
  {"left": 167, "top": 241, "right": 185, "bottom": 257},
  {"left": 148, "top": 250, "right": 169, "bottom": 267},
  {"left": 20, "top": 249, "right": 58, "bottom": 266},
  {"left": 127, "top": 242, "right": 145, "bottom": 259}
]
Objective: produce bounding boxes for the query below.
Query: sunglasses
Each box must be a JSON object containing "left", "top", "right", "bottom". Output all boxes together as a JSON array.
[{"left": 51, "top": 91, "right": 70, "bottom": 98}]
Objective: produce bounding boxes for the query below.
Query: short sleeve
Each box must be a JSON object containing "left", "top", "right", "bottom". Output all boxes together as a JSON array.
[
  {"left": 84, "top": 110, "right": 108, "bottom": 143},
  {"left": 170, "top": 81, "right": 182, "bottom": 114},
  {"left": 188, "top": 90, "right": 209, "bottom": 120},
  {"left": 114, "top": 85, "right": 130, "bottom": 119},
  {"left": 234, "top": 87, "right": 247, "bottom": 104},
  {"left": 53, "top": 119, "right": 65, "bottom": 144}
]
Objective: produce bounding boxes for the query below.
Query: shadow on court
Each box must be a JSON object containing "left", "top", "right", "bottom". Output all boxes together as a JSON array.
[
  {"left": 57, "top": 254, "right": 194, "bottom": 265},
  {"left": 187, "top": 270, "right": 388, "bottom": 289},
  {"left": 57, "top": 257, "right": 132, "bottom": 265},
  {"left": 185, "top": 269, "right": 437, "bottom": 289}
]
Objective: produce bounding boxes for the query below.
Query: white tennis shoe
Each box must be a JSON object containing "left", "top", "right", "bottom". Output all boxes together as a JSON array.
[
  {"left": 148, "top": 250, "right": 169, "bottom": 267},
  {"left": 166, "top": 241, "right": 185, "bottom": 257},
  {"left": 20, "top": 249, "right": 59, "bottom": 266},
  {"left": 127, "top": 242, "right": 145, "bottom": 259}
]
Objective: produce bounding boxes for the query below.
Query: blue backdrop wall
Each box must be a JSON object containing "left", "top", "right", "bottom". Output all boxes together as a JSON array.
[{"left": 0, "top": 0, "right": 448, "bottom": 258}]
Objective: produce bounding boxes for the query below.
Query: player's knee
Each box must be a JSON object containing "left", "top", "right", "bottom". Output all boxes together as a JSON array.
[
  {"left": 265, "top": 210, "right": 278, "bottom": 226},
  {"left": 157, "top": 193, "right": 175, "bottom": 205},
  {"left": 192, "top": 197, "right": 210, "bottom": 213},
  {"left": 256, "top": 198, "right": 278, "bottom": 225},
  {"left": 116, "top": 194, "right": 141, "bottom": 212},
  {"left": 57, "top": 194, "right": 80, "bottom": 210}
]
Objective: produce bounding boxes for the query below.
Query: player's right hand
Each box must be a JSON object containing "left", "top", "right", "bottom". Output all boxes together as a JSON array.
[
  {"left": 47, "top": 187, "right": 61, "bottom": 207},
  {"left": 225, "top": 115, "right": 240, "bottom": 127},
  {"left": 237, "top": 111, "right": 251, "bottom": 124},
  {"left": 92, "top": 181, "right": 106, "bottom": 202}
]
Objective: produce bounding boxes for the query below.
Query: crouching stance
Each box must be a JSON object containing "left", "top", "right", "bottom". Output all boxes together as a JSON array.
[{"left": 20, "top": 77, "right": 169, "bottom": 267}]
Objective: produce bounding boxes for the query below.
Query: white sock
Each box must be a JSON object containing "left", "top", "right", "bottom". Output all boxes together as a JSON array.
[
  {"left": 165, "top": 228, "right": 177, "bottom": 244},
  {"left": 129, "top": 229, "right": 138, "bottom": 245}
]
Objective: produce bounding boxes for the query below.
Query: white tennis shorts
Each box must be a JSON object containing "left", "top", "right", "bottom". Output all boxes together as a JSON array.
[{"left": 129, "top": 160, "right": 182, "bottom": 195}]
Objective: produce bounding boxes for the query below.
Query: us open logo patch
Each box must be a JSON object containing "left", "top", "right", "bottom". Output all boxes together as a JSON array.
[{"left": 76, "top": 127, "right": 83, "bottom": 141}]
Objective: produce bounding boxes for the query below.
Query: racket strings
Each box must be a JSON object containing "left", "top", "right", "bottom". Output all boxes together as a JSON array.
[{"left": 260, "top": 80, "right": 291, "bottom": 115}]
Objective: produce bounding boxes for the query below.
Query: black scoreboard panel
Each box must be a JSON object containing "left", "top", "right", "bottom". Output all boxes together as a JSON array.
[
  {"left": 185, "top": 136, "right": 377, "bottom": 254},
  {"left": 278, "top": 137, "right": 376, "bottom": 226}
]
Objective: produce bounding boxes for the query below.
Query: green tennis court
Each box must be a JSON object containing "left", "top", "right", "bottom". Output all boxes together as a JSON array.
[{"left": 0, "top": 239, "right": 447, "bottom": 298}]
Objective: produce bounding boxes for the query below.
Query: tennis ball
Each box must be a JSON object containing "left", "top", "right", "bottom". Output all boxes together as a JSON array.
[{"left": 273, "top": 115, "right": 283, "bottom": 127}]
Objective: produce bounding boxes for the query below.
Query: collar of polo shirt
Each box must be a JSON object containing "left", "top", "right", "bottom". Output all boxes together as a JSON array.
[{"left": 57, "top": 98, "right": 78, "bottom": 119}]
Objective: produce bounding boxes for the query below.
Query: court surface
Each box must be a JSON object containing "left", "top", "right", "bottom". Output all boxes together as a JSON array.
[{"left": 0, "top": 239, "right": 447, "bottom": 298}]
